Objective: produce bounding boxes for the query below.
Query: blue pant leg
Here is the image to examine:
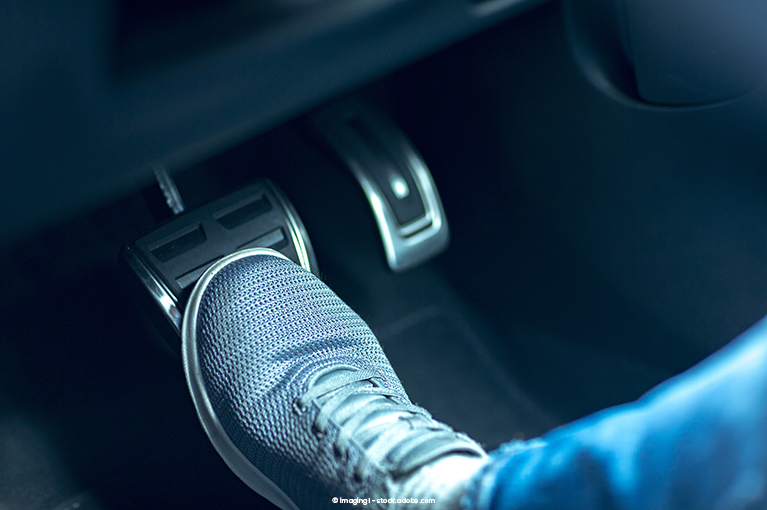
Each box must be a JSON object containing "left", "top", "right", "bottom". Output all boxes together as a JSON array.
[{"left": 464, "top": 317, "right": 767, "bottom": 510}]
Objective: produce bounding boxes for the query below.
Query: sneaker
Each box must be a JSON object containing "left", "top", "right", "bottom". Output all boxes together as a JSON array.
[{"left": 182, "top": 248, "right": 486, "bottom": 510}]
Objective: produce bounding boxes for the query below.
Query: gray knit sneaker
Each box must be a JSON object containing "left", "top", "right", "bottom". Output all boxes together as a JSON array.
[{"left": 182, "top": 248, "right": 485, "bottom": 510}]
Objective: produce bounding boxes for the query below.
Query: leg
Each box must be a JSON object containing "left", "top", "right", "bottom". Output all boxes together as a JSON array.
[{"left": 465, "top": 316, "right": 767, "bottom": 510}]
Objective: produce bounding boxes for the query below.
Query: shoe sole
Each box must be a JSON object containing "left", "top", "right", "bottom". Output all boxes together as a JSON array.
[{"left": 182, "top": 247, "right": 301, "bottom": 510}]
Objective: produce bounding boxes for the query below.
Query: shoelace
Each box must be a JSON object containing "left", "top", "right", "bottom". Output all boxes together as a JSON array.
[{"left": 294, "top": 368, "right": 482, "bottom": 483}]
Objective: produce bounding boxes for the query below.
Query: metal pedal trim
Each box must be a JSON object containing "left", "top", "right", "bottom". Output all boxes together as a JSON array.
[{"left": 310, "top": 100, "right": 450, "bottom": 272}]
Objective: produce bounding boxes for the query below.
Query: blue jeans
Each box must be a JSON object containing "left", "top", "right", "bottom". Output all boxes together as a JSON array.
[{"left": 465, "top": 317, "right": 767, "bottom": 510}]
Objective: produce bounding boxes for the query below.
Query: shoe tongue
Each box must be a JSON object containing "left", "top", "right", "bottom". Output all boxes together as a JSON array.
[{"left": 313, "top": 367, "right": 357, "bottom": 387}]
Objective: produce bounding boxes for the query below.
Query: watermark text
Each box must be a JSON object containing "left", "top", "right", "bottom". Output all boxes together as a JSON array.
[{"left": 331, "top": 497, "right": 437, "bottom": 505}]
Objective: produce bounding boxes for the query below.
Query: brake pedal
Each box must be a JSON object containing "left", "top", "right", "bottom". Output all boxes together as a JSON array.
[
  {"left": 121, "top": 178, "right": 317, "bottom": 353},
  {"left": 310, "top": 100, "right": 449, "bottom": 272}
]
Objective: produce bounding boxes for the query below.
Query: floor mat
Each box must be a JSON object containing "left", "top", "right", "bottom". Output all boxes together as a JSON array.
[{"left": 376, "top": 305, "right": 558, "bottom": 450}]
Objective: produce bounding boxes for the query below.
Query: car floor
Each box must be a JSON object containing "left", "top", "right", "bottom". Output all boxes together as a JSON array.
[{"left": 3, "top": 1, "right": 752, "bottom": 508}]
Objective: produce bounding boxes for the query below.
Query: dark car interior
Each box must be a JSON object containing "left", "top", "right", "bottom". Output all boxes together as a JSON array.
[{"left": 3, "top": 0, "right": 767, "bottom": 508}]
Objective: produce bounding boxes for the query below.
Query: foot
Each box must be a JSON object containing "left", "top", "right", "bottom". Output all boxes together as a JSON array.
[{"left": 182, "top": 248, "right": 486, "bottom": 510}]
